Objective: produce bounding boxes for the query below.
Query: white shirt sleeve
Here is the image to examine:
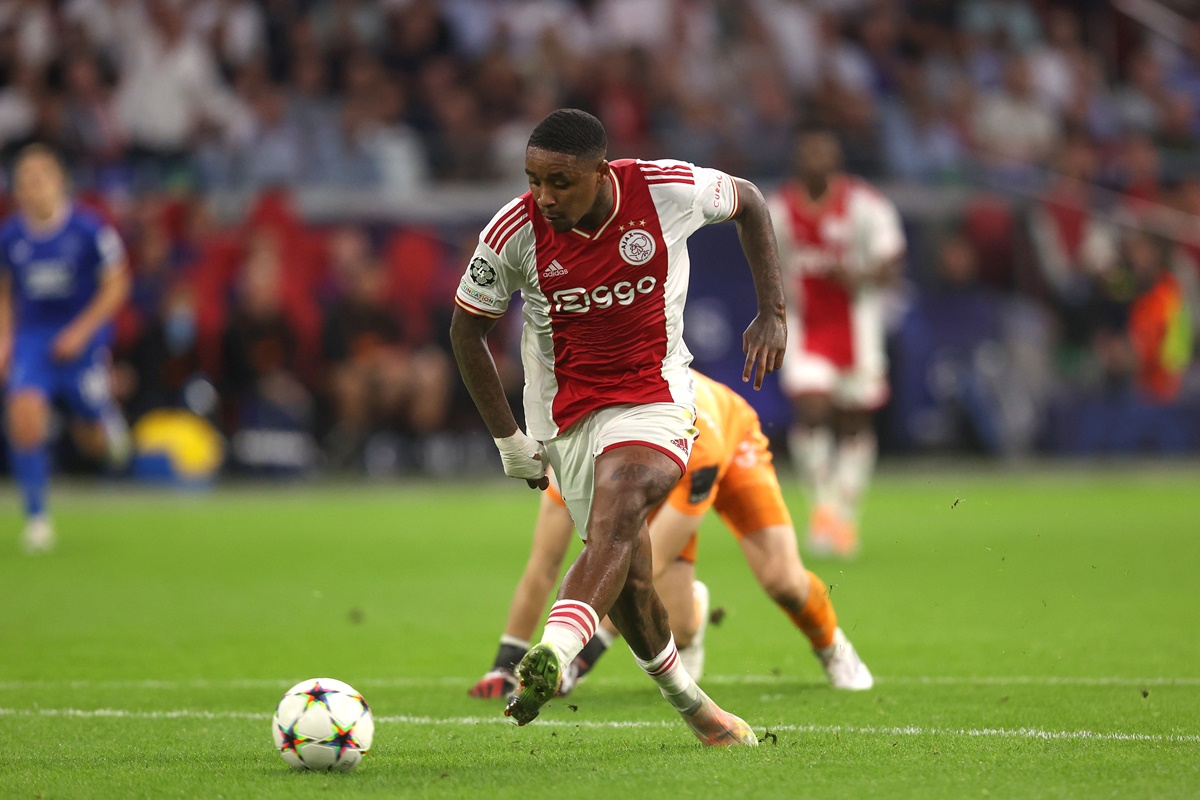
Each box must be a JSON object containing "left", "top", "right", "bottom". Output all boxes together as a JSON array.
[
  {"left": 455, "top": 202, "right": 529, "bottom": 319},
  {"left": 639, "top": 160, "right": 741, "bottom": 240},
  {"left": 852, "top": 187, "right": 905, "bottom": 267},
  {"left": 95, "top": 224, "right": 126, "bottom": 276},
  {"left": 689, "top": 164, "right": 741, "bottom": 228}
]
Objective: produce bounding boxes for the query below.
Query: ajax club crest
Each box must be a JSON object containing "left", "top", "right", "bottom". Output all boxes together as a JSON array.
[{"left": 619, "top": 229, "right": 656, "bottom": 266}]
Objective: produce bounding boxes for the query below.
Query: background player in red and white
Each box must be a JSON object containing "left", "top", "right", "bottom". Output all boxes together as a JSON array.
[
  {"left": 450, "top": 109, "right": 787, "bottom": 747},
  {"left": 769, "top": 128, "right": 906, "bottom": 558}
]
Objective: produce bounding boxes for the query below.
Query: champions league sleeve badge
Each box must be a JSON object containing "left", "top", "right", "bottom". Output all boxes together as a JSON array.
[{"left": 469, "top": 257, "right": 497, "bottom": 287}]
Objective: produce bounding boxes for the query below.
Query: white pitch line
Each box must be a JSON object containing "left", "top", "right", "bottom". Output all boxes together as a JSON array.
[
  {"left": 1, "top": 675, "right": 1198, "bottom": 691},
  {"left": 0, "top": 707, "right": 1196, "bottom": 744}
]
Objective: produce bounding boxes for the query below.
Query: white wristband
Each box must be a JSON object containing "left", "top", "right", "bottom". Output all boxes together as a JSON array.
[{"left": 493, "top": 431, "right": 546, "bottom": 480}]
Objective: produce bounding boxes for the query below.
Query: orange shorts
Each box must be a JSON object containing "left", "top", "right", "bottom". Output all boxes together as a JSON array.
[{"left": 677, "top": 428, "right": 792, "bottom": 563}]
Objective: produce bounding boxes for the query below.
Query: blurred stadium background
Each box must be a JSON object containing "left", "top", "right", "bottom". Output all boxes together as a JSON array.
[{"left": 2, "top": 0, "right": 1199, "bottom": 482}]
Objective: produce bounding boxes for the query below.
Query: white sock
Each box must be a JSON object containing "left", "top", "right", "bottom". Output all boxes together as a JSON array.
[
  {"left": 499, "top": 633, "right": 530, "bottom": 650},
  {"left": 789, "top": 424, "right": 836, "bottom": 509},
  {"left": 834, "top": 432, "right": 876, "bottom": 523},
  {"left": 595, "top": 626, "right": 617, "bottom": 647},
  {"left": 538, "top": 600, "right": 599, "bottom": 664},
  {"left": 634, "top": 635, "right": 702, "bottom": 712}
]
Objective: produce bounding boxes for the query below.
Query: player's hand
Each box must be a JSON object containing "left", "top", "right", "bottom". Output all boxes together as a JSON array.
[
  {"left": 50, "top": 325, "right": 90, "bottom": 363},
  {"left": 494, "top": 430, "right": 549, "bottom": 490},
  {"left": 830, "top": 262, "right": 861, "bottom": 294},
  {"left": 742, "top": 310, "right": 786, "bottom": 390}
]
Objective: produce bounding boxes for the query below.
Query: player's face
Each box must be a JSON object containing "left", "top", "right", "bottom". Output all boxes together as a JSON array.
[
  {"left": 14, "top": 153, "right": 67, "bottom": 220},
  {"left": 795, "top": 134, "right": 841, "bottom": 185},
  {"left": 525, "top": 147, "right": 609, "bottom": 232}
]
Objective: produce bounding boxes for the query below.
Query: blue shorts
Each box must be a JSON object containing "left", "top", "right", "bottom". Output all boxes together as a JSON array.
[{"left": 8, "top": 337, "right": 113, "bottom": 422}]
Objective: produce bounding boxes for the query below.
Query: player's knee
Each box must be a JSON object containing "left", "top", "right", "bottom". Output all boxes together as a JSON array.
[{"left": 7, "top": 397, "right": 47, "bottom": 450}]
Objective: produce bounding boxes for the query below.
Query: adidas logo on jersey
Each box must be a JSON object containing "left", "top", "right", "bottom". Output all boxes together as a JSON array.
[
  {"left": 670, "top": 438, "right": 690, "bottom": 454},
  {"left": 541, "top": 260, "right": 569, "bottom": 278}
]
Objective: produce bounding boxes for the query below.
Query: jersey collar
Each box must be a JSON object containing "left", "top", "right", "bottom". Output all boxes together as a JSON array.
[{"left": 19, "top": 202, "right": 73, "bottom": 241}]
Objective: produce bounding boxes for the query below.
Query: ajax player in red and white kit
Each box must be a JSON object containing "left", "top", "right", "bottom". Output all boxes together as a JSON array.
[
  {"left": 769, "top": 129, "right": 905, "bottom": 558},
  {"left": 450, "top": 109, "right": 787, "bottom": 746}
]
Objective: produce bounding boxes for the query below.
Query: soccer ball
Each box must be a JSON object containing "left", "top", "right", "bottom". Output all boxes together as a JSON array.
[{"left": 271, "top": 678, "right": 374, "bottom": 772}]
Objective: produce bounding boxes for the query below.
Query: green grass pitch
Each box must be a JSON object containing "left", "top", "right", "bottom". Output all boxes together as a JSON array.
[{"left": 1, "top": 468, "right": 1198, "bottom": 799}]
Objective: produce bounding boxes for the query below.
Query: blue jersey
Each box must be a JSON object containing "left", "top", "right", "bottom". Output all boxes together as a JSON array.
[{"left": 0, "top": 205, "right": 125, "bottom": 345}]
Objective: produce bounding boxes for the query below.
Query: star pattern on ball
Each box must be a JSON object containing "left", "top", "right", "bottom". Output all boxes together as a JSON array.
[
  {"left": 301, "top": 682, "right": 333, "bottom": 710},
  {"left": 330, "top": 719, "right": 362, "bottom": 756},
  {"left": 278, "top": 720, "right": 308, "bottom": 755}
]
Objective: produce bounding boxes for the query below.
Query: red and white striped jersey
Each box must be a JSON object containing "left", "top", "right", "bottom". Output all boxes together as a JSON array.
[
  {"left": 768, "top": 176, "right": 904, "bottom": 368},
  {"left": 456, "top": 158, "right": 741, "bottom": 439}
]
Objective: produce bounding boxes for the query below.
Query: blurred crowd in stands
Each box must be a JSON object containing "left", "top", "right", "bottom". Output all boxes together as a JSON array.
[{"left": 0, "top": 0, "right": 1198, "bottom": 469}]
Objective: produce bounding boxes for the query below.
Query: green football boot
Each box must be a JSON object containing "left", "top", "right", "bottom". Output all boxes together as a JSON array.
[{"left": 504, "top": 643, "right": 562, "bottom": 725}]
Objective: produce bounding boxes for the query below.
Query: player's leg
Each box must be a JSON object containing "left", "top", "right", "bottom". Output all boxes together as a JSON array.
[
  {"left": 64, "top": 349, "right": 130, "bottom": 470},
  {"left": 716, "top": 427, "right": 872, "bottom": 688},
  {"left": 507, "top": 443, "right": 680, "bottom": 724},
  {"left": 655, "top": 556, "right": 699, "bottom": 647},
  {"left": 829, "top": 405, "right": 876, "bottom": 558},
  {"left": 6, "top": 388, "right": 54, "bottom": 553},
  {"left": 604, "top": 518, "right": 754, "bottom": 746},
  {"left": 470, "top": 490, "right": 575, "bottom": 698},
  {"left": 509, "top": 408, "right": 754, "bottom": 744},
  {"left": 567, "top": 517, "right": 702, "bottom": 688},
  {"left": 734, "top": 523, "right": 871, "bottom": 689},
  {"left": 782, "top": 352, "right": 840, "bottom": 555}
]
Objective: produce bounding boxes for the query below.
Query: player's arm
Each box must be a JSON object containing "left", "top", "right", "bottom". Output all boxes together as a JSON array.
[
  {"left": 449, "top": 307, "right": 548, "bottom": 490},
  {"left": 835, "top": 190, "right": 906, "bottom": 294},
  {"left": 0, "top": 272, "right": 12, "bottom": 376},
  {"left": 52, "top": 225, "right": 131, "bottom": 362},
  {"left": 450, "top": 308, "right": 520, "bottom": 438},
  {"left": 52, "top": 261, "right": 130, "bottom": 362},
  {"left": 647, "top": 504, "right": 704, "bottom": 582},
  {"left": 729, "top": 177, "right": 787, "bottom": 390}
]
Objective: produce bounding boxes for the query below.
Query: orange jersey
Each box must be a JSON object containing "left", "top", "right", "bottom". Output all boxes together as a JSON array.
[
  {"left": 663, "top": 370, "right": 765, "bottom": 517},
  {"left": 546, "top": 370, "right": 791, "bottom": 552}
]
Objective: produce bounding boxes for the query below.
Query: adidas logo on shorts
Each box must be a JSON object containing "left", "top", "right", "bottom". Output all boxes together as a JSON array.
[
  {"left": 541, "top": 259, "right": 569, "bottom": 278},
  {"left": 670, "top": 438, "right": 690, "bottom": 454}
]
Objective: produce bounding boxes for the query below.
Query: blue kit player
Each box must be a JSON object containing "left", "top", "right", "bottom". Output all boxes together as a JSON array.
[{"left": 0, "top": 144, "right": 131, "bottom": 553}]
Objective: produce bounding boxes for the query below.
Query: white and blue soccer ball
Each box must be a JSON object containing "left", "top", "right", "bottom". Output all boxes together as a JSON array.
[{"left": 272, "top": 678, "right": 374, "bottom": 772}]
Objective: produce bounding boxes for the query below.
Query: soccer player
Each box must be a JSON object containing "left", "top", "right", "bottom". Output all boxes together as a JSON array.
[
  {"left": 468, "top": 370, "right": 872, "bottom": 700},
  {"left": 0, "top": 144, "right": 131, "bottom": 553},
  {"left": 450, "top": 109, "right": 786, "bottom": 747},
  {"left": 768, "top": 128, "right": 905, "bottom": 558}
]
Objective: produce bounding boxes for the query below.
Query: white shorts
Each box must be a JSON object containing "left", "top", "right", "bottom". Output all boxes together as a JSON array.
[
  {"left": 780, "top": 349, "right": 888, "bottom": 410},
  {"left": 543, "top": 403, "right": 697, "bottom": 539}
]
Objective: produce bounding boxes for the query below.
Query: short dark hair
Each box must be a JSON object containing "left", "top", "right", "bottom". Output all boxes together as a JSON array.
[
  {"left": 15, "top": 142, "right": 67, "bottom": 171},
  {"left": 527, "top": 109, "right": 607, "bottom": 161}
]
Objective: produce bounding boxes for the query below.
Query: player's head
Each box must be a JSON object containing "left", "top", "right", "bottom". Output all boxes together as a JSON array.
[
  {"left": 525, "top": 109, "right": 609, "bottom": 232},
  {"left": 13, "top": 143, "right": 69, "bottom": 222},
  {"left": 793, "top": 126, "right": 842, "bottom": 186}
]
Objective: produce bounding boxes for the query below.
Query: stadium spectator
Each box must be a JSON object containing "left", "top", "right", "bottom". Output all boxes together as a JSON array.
[
  {"left": 321, "top": 225, "right": 452, "bottom": 467},
  {"left": 1028, "top": 136, "right": 1118, "bottom": 347},
  {"left": 0, "top": 59, "right": 41, "bottom": 156},
  {"left": 1124, "top": 231, "right": 1193, "bottom": 403},
  {"left": 114, "top": 281, "right": 204, "bottom": 420},
  {"left": 60, "top": 54, "right": 125, "bottom": 172},
  {"left": 219, "top": 231, "right": 311, "bottom": 436},
  {"left": 879, "top": 57, "right": 966, "bottom": 184},
  {"left": 113, "top": 0, "right": 251, "bottom": 185},
  {"left": 972, "top": 55, "right": 1061, "bottom": 184}
]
